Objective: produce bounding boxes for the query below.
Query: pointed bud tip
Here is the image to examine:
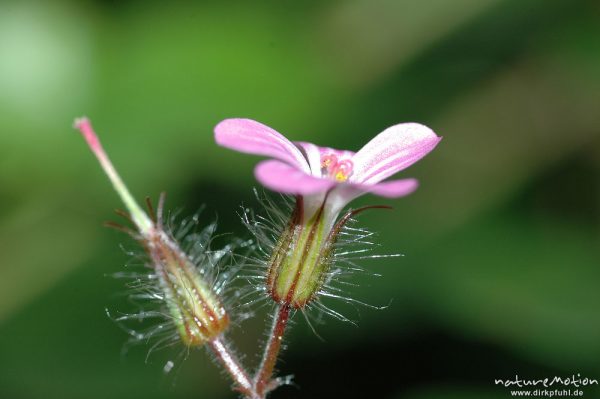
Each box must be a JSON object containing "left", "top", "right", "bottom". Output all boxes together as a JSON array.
[
  {"left": 73, "top": 117, "right": 102, "bottom": 155},
  {"left": 73, "top": 116, "right": 89, "bottom": 129},
  {"left": 74, "top": 117, "right": 154, "bottom": 234}
]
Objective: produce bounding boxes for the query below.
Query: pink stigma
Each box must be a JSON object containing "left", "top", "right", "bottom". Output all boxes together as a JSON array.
[{"left": 74, "top": 117, "right": 102, "bottom": 155}]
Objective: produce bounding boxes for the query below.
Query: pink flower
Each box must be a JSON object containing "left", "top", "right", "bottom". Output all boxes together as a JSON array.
[
  {"left": 214, "top": 118, "right": 441, "bottom": 308},
  {"left": 215, "top": 118, "right": 441, "bottom": 210}
]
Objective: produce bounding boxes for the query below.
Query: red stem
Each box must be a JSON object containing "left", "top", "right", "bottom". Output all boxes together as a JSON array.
[
  {"left": 254, "top": 304, "right": 291, "bottom": 397},
  {"left": 208, "top": 337, "right": 260, "bottom": 399}
]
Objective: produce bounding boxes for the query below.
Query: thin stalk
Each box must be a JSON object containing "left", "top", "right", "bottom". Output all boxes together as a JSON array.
[
  {"left": 208, "top": 337, "right": 260, "bottom": 399},
  {"left": 254, "top": 304, "right": 291, "bottom": 397},
  {"left": 74, "top": 117, "right": 153, "bottom": 234}
]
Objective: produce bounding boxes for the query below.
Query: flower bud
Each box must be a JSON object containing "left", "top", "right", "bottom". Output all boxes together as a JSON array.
[
  {"left": 75, "top": 117, "right": 228, "bottom": 347},
  {"left": 146, "top": 230, "right": 229, "bottom": 346},
  {"left": 266, "top": 197, "right": 337, "bottom": 308}
]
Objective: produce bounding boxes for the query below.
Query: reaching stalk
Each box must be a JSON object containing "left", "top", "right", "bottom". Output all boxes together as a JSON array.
[{"left": 254, "top": 304, "right": 291, "bottom": 397}]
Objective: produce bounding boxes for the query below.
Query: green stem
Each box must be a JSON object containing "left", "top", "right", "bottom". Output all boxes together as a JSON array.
[
  {"left": 208, "top": 337, "right": 260, "bottom": 399},
  {"left": 254, "top": 304, "right": 291, "bottom": 397},
  {"left": 74, "top": 117, "right": 153, "bottom": 235}
]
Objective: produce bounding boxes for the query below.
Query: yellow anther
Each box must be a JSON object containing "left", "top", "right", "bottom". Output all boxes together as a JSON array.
[
  {"left": 335, "top": 171, "right": 349, "bottom": 182},
  {"left": 320, "top": 153, "right": 353, "bottom": 182}
]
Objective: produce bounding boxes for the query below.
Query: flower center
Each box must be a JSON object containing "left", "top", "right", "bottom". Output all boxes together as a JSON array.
[{"left": 320, "top": 153, "right": 353, "bottom": 182}]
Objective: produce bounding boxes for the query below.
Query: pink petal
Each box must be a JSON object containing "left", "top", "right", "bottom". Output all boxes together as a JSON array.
[
  {"left": 215, "top": 119, "right": 310, "bottom": 173},
  {"left": 351, "top": 123, "right": 441, "bottom": 184},
  {"left": 358, "top": 178, "right": 419, "bottom": 198},
  {"left": 254, "top": 160, "right": 336, "bottom": 195},
  {"left": 332, "top": 178, "right": 419, "bottom": 207}
]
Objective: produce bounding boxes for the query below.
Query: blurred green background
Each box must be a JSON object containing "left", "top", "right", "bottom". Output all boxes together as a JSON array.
[{"left": 1, "top": 0, "right": 599, "bottom": 398}]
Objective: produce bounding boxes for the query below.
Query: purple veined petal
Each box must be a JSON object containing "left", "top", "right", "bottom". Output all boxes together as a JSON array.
[
  {"left": 351, "top": 123, "right": 442, "bottom": 184},
  {"left": 254, "top": 160, "right": 336, "bottom": 195},
  {"left": 295, "top": 141, "right": 356, "bottom": 177},
  {"left": 358, "top": 178, "right": 419, "bottom": 198},
  {"left": 326, "top": 178, "right": 419, "bottom": 216},
  {"left": 215, "top": 118, "right": 310, "bottom": 173}
]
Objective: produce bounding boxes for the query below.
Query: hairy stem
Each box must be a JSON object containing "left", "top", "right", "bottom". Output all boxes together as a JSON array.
[
  {"left": 254, "top": 304, "right": 291, "bottom": 397},
  {"left": 208, "top": 337, "right": 260, "bottom": 399}
]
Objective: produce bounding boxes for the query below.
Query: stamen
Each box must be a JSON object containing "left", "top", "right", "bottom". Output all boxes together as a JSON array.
[
  {"left": 334, "top": 171, "right": 348, "bottom": 182},
  {"left": 320, "top": 154, "right": 337, "bottom": 170},
  {"left": 333, "top": 159, "right": 353, "bottom": 182},
  {"left": 320, "top": 153, "right": 353, "bottom": 182}
]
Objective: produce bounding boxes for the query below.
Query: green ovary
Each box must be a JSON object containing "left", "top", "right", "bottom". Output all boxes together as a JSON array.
[{"left": 270, "top": 207, "right": 333, "bottom": 308}]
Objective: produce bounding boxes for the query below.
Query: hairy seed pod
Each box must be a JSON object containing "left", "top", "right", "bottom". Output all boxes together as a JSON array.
[
  {"left": 145, "top": 229, "right": 229, "bottom": 346},
  {"left": 75, "top": 117, "right": 228, "bottom": 347}
]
